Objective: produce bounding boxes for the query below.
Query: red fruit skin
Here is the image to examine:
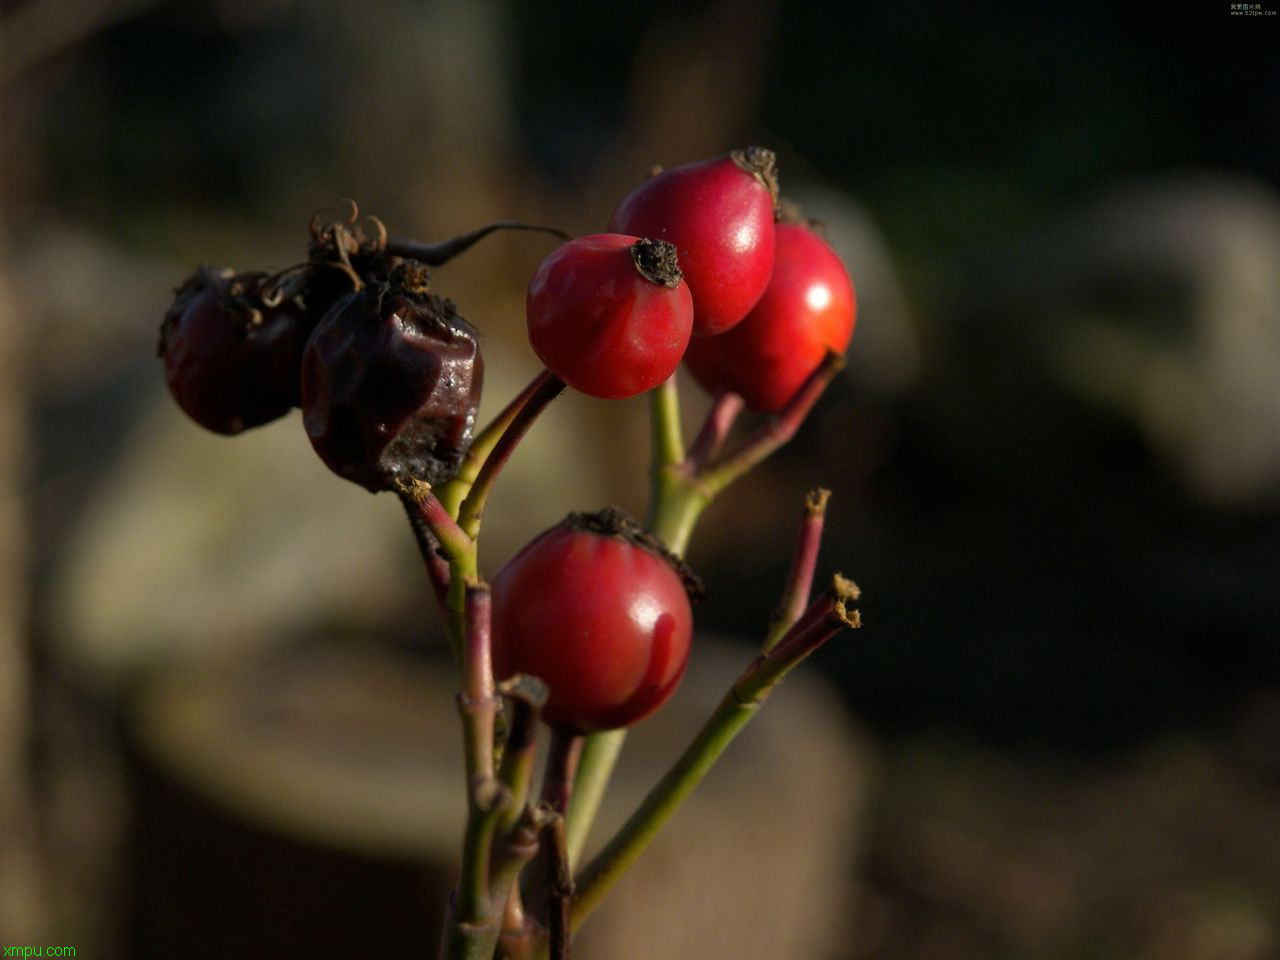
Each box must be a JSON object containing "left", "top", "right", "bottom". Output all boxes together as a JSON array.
[
  {"left": 608, "top": 152, "right": 777, "bottom": 336},
  {"left": 163, "top": 288, "right": 306, "bottom": 435},
  {"left": 684, "top": 222, "right": 856, "bottom": 413},
  {"left": 491, "top": 525, "right": 694, "bottom": 733},
  {"left": 526, "top": 234, "right": 693, "bottom": 399}
]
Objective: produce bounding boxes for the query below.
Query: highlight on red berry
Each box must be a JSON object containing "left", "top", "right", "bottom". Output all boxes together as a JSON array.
[
  {"left": 683, "top": 219, "right": 856, "bottom": 412},
  {"left": 159, "top": 268, "right": 309, "bottom": 435},
  {"left": 526, "top": 234, "right": 693, "bottom": 399},
  {"left": 490, "top": 507, "right": 702, "bottom": 733},
  {"left": 608, "top": 147, "right": 780, "bottom": 337}
]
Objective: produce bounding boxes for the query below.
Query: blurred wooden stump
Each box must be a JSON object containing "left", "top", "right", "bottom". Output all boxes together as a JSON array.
[{"left": 124, "top": 641, "right": 870, "bottom": 959}]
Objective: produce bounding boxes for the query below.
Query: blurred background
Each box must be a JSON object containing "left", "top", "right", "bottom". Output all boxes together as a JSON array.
[{"left": 3, "top": 0, "right": 1280, "bottom": 956}]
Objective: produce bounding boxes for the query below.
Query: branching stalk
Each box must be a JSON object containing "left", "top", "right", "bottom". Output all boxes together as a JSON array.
[
  {"left": 699, "top": 352, "right": 845, "bottom": 497},
  {"left": 568, "top": 578, "right": 860, "bottom": 933},
  {"left": 457, "top": 372, "right": 566, "bottom": 540},
  {"left": 440, "top": 369, "right": 563, "bottom": 518}
]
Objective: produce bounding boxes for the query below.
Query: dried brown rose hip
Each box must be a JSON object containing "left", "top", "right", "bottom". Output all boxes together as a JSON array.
[
  {"left": 158, "top": 268, "right": 309, "bottom": 435},
  {"left": 300, "top": 261, "right": 483, "bottom": 492}
]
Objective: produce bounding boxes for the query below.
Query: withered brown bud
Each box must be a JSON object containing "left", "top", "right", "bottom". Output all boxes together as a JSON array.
[{"left": 300, "top": 262, "right": 483, "bottom": 492}]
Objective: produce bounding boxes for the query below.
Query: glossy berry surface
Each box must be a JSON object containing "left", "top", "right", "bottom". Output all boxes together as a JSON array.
[
  {"left": 608, "top": 147, "right": 779, "bottom": 337},
  {"left": 684, "top": 221, "right": 855, "bottom": 412},
  {"left": 160, "top": 273, "right": 308, "bottom": 435},
  {"left": 301, "top": 263, "right": 483, "bottom": 492},
  {"left": 526, "top": 234, "right": 693, "bottom": 399},
  {"left": 490, "top": 510, "right": 696, "bottom": 733}
]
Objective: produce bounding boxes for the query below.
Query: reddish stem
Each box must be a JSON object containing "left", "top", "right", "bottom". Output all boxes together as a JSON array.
[
  {"left": 462, "top": 582, "right": 498, "bottom": 783},
  {"left": 458, "top": 372, "right": 566, "bottom": 539},
  {"left": 686, "top": 391, "right": 745, "bottom": 472},
  {"left": 699, "top": 351, "right": 845, "bottom": 496},
  {"left": 743, "top": 575, "right": 861, "bottom": 698},
  {"left": 540, "top": 728, "right": 585, "bottom": 816},
  {"left": 762, "top": 488, "right": 831, "bottom": 652},
  {"left": 398, "top": 490, "right": 451, "bottom": 611}
]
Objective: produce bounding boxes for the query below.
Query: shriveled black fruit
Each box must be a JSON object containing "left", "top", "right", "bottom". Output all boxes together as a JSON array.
[
  {"left": 159, "top": 268, "right": 309, "bottom": 435},
  {"left": 300, "top": 261, "right": 483, "bottom": 493}
]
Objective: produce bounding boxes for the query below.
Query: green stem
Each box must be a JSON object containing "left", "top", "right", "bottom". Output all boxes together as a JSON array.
[
  {"left": 552, "top": 359, "right": 846, "bottom": 951},
  {"left": 648, "top": 374, "right": 684, "bottom": 471},
  {"left": 564, "top": 729, "right": 625, "bottom": 868},
  {"left": 565, "top": 378, "right": 701, "bottom": 865}
]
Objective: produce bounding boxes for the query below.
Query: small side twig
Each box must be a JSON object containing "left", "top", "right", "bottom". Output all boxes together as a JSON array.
[
  {"left": 761, "top": 488, "right": 830, "bottom": 653},
  {"left": 457, "top": 371, "right": 566, "bottom": 540},
  {"left": 699, "top": 351, "right": 845, "bottom": 497},
  {"left": 685, "top": 391, "right": 744, "bottom": 472},
  {"left": 496, "top": 675, "right": 549, "bottom": 833}
]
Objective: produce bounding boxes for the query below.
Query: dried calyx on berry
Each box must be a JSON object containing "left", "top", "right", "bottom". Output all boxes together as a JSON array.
[
  {"left": 158, "top": 266, "right": 310, "bottom": 435},
  {"left": 300, "top": 260, "right": 484, "bottom": 493},
  {"left": 304, "top": 202, "right": 399, "bottom": 326}
]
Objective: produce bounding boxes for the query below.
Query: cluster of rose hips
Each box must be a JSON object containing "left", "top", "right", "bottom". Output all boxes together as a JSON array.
[
  {"left": 160, "top": 146, "right": 854, "bottom": 733},
  {"left": 158, "top": 147, "right": 858, "bottom": 955}
]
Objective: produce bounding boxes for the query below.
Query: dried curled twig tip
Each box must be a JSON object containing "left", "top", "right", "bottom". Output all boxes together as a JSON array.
[
  {"left": 805, "top": 488, "right": 832, "bottom": 515},
  {"left": 394, "top": 476, "right": 433, "bottom": 504},
  {"left": 835, "top": 600, "right": 861, "bottom": 630},
  {"left": 832, "top": 573, "right": 861, "bottom": 602}
]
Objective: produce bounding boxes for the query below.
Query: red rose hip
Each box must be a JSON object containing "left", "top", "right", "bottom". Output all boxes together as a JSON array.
[
  {"left": 490, "top": 508, "right": 700, "bottom": 733},
  {"left": 608, "top": 147, "right": 780, "bottom": 336},
  {"left": 526, "top": 234, "right": 693, "bottom": 399},
  {"left": 684, "top": 221, "right": 855, "bottom": 412}
]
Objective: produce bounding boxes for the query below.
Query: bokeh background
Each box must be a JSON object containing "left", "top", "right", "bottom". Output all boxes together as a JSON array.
[{"left": 3, "top": 1, "right": 1280, "bottom": 957}]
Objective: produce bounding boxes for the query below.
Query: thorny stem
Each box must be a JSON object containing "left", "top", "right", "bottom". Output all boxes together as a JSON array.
[
  {"left": 761, "top": 488, "right": 831, "bottom": 653},
  {"left": 568, "top": 578, "right": 860, "bottom": 934},
  {"left": 387, "top": 221, "right": 570, "bottom": 266},
  {"left": 457, "top": 372, "right": 566, "bottom": 541}
]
